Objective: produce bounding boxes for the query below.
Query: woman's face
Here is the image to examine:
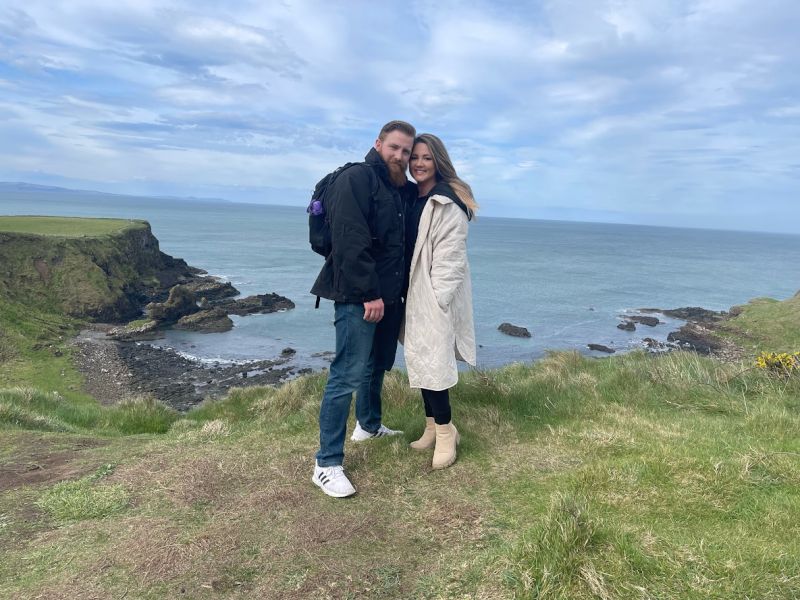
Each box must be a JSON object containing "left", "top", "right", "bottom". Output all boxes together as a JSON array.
[{"left": 410, "top": 142, "right": 436, "bottom": 187}]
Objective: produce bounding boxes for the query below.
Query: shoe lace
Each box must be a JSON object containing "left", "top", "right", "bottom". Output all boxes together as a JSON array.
[{"left": 322, "top": 465, "right": 346, "bottom": 480}]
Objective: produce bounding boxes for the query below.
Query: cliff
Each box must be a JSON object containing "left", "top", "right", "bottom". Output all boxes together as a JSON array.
[{"left": 0, "top": 216, "right": 195, "bottom": 322}]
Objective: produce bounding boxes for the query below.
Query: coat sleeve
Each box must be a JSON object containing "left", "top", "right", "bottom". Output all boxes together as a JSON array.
[
  {"left": 429, "top": 203, "right": 468, "bottom": 310},
  {"left": 328, "top": 168, "right": 381, "bottom": 301}
]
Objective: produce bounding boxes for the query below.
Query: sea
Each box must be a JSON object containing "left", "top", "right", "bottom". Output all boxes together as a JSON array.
[{"left": 2, "top": 189, "right": 799, "bottom": 371}]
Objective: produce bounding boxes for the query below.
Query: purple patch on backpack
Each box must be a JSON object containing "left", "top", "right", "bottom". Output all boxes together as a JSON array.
[{"left": 308, "top": 199, "right": 324, "bottom": 216}]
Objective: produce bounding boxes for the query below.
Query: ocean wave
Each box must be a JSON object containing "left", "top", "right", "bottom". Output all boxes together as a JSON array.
[
  {"left": 173, "top": 351, "right": 240, "bottom": 365},
  {"left": 141, "top": 342, "right": 241, "bottom": 365}
]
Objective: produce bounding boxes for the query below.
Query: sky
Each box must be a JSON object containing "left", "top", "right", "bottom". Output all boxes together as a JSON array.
[{"left": 0, "top": 0, "right": 799, "bottom": 233}]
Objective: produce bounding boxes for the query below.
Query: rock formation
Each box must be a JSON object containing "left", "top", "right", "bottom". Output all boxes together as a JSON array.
[
  {"left": 498, "top": 322, "right": 532, "bottom": 338},
  {"left": 175, "top": 308, "right": 234, "bottom": 332},
  {"left": 625, "top": 315, "right": 660, "bottom": 327},
  {"left": 0, "top": 218, "right": 295, "bottom": 338},
  {"left": 588, "top": 343, "right": 615, "bottom": 353},
  {"left": 145, "top": 285, "right": 199, "bottom": 323}
]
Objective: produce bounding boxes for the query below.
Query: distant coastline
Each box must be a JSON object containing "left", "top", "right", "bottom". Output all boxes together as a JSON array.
[
  {"left": 4, "top": 180, "right": 800, "bottom": 235},
  {"left": 0, "top": 181, "right": 233, "bottom": 205}
]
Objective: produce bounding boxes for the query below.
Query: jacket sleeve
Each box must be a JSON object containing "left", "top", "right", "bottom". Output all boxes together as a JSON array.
[
  {"left": 328, "top": 168, "right": 381, "bottom": 301},
  {"left": 429, "top": 202, "right": 468, "bottom": 310}
]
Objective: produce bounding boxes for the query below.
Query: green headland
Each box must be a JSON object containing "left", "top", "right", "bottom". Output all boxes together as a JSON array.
[
  {"left": 1, "top": 216, "right": 798, "bottom": 599},
  {"left": 0, "top": 215, "right": 140, "bottom": 237}
]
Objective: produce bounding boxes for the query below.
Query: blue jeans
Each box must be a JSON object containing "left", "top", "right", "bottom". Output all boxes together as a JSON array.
[{"left": 316, "top": 302, "right": 385, "bottom": 467}]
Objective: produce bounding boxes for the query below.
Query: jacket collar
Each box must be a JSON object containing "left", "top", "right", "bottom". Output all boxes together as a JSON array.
[
  {"left": 365, "top": 147, "right": 413, "bottom": 189},
  {"left": 429, "top": 181, "right": 472, "bottom": 219},
  {"left": 408, "top": 199, "right": 433, "bottom": 278},
  {"left": 429, "top": 180, "right": 455, "bottom": 200},
  {"left": 365, "top": 147, "right": 388, "bottom": 178},
  {"left": 408, "top": 183, "right": 469, "bottom": 277}
]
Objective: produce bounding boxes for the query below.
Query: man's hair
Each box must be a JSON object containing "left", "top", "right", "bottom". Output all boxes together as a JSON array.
[{"left": 378, "top": 120, "right": 416, "bottom": 141}]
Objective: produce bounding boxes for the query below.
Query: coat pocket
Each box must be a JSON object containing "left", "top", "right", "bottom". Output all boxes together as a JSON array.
[{"left": 421, "top": 267, "right": 449, "bottom": 316}]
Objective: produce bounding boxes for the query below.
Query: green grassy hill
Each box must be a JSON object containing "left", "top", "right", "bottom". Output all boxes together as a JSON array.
[
  {"left": 1, "top": 249, "right": 799, "bottom": 597},
  {"left": 0, "top": 215, "right": 196, "bottom": 421},
  {"left": 0, "top": 215, "right": 191, "bottom": 322},
  {"left": 0, "top": 215, "right": 137, "bottom": 237},
  {"left": 720, "top": 293, "right": 800, "bottom": 353},
  {"left": 1, "top": 351, "right": 798, "bottom": 599}
]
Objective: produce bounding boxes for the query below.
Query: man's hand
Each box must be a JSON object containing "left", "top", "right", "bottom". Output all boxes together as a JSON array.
[{"left": 363, "top": 298, "right": 384, "bottom": 323}]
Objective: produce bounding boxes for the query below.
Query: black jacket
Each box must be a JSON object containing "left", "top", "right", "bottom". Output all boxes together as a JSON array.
[{"left": 311, "top": 148, "right": 416, "bottom": 305}]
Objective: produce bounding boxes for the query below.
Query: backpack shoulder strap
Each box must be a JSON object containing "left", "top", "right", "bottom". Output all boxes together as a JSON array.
[
  {"left": 312, "top": 162, "right": 363, "bottom": 204},
  {"left": 361, "top": 164, "right": 383, "bottom": 227},
  {"left": 363, "top": 163, "right": 381, "bottom": 196},
  {"left": 333, "top": 161, "right": 363, "bottom": 184}
]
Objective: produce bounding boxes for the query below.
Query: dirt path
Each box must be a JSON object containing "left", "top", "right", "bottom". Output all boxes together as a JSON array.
[{"left": 0, "top": 435, "right": 108, "bottom": 493}]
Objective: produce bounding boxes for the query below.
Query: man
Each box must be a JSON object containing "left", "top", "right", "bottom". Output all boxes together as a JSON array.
[{"left": 310, "top": 120, "right": 417, "bottom": 498}]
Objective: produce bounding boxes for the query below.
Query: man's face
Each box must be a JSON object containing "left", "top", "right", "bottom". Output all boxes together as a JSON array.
[{"left": 375, "top": 130, "right": 414, "bottom": 173}]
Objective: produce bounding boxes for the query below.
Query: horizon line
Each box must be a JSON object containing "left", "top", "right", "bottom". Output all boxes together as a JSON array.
[{"left": 1, "top": 180, "right": 797, "bottom": 238}]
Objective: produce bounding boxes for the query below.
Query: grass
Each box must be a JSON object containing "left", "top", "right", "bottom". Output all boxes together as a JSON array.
[
  {"left": 1, "top": 290, "right": 799, "bottom": 598},
  {"left": 36, "top": 465, "right": 129, "bottom": 524},
  {"left": 0, "top": 299, "right": 178, "bottom": 436},
  {"left": 0, "top": 217, "right": 167, "bottom": 320},
  {"left": 0, "top": 388, "right": 178, "bottom": 434},
  {"left": 1, "top": 349, "right": 799, "bottom": 598},
  {"left": 0, "top": 297, "right": 93, "bottom": 399},
  {"left": 719, "top": 293, "right": 800, "bottom": 353},
  {"left": 0, "top": 215, "right": 143, "bottom": 237}
]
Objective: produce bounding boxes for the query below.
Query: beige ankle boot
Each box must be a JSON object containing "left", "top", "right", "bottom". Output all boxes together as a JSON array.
[
  {"left": 432, "top": 422, "right": 460, "bottom": 470},
  {"left": 409, "top": 417, "right": 436, "bottom": 451}
]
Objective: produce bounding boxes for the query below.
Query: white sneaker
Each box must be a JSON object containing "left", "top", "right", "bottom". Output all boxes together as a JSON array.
[
  {"left": 312, "top": 461, "right": 356, "bottom": 498},
  {"left": 350, "top": 421, "right": 403, "bottom": 442}
]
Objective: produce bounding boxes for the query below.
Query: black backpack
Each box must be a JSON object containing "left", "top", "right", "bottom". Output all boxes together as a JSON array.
[{"left": 307, "top": 162, "right": 361, "bottom": 257}]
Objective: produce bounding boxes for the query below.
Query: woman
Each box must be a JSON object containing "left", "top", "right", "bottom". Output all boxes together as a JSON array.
[{"left": 402, "top": 133, "right": 478, "bottom": 469}]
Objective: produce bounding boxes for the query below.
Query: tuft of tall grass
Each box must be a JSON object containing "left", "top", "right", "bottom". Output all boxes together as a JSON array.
[
  {"left": 0, "top": 387, "right": 177, "bottom": 435},
  {"left": 503, "top": 493, "right": 612, "bottom": 599},
  {"left": 0, "top": 400, "right": 76, "bottom": 432},
  {"left": 0, "top": 333, "right": 16, "bottom": 362},
  {"left": 102, "top": 397, "right": 177, "bottom": 434},
  {"left": 186, "top": 376, "right": 320, "bottom": 424},
  {"left": 36, "top": 465, "right": 129, "bottom": 524}
]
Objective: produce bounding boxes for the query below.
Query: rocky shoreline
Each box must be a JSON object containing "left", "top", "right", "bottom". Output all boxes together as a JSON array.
[
  {"left": 71, "top": 325, "right": 313, "bottom": 412},
  {"left": 70, "top": 252, "right": 747, "bottom": 412},
  {"left": 600, "top": 305, "right": 744, "bottom": 360},
  {"left": 75, "top": 298, "right": 745, "bottom": 412},
  {"left": 495, "top": 306, "right": 744, "bottom": 361},
  {"left": 39, "top": 226, "right": 310, "bottom": 411},
  {"left": 107, "top": 275, "right": 296, "bottom": 341}
]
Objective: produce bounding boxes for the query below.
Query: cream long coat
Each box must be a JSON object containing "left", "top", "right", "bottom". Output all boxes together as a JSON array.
[{"left": 402, "top": 193, "right": 476, "bottom": 390}]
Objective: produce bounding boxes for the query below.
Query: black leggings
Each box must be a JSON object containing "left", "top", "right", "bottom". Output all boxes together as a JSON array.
[{"left": 421, "top": 388, "right": 451, "bottom": 425}]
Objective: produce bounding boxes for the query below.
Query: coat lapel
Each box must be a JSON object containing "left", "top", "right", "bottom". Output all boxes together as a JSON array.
[{"left": 409, "top": 194, "right": 451, "bottom": 277}]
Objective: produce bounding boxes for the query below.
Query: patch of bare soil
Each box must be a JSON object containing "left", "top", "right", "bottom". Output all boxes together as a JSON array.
[{"left": 0, "top": 436, "right": 108, "bottom": 492}]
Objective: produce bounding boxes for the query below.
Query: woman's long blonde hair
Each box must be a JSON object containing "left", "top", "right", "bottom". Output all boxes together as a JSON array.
[{"left": 414, "top": 133, "right": 478, "bottom": 217}]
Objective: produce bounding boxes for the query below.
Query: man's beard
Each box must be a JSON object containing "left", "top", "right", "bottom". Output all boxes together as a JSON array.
[{"left": 387, "top": 161, "right": 408, "bottom": 188}]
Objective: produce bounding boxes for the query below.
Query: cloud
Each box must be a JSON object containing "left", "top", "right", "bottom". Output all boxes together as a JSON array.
[
  {"left": 1, "top": 0, "right": 799, "bottom": 232},
  {"left": 0, "top": 7, "right": 36, "bottom": 39},
  {"left": 768, "top": 105, "right": 800, "bottom": 118}
]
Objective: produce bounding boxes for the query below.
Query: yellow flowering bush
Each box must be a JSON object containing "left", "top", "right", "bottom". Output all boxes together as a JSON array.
[{"left": 755, "top": 351, "right": 800, "bottom": 374}]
